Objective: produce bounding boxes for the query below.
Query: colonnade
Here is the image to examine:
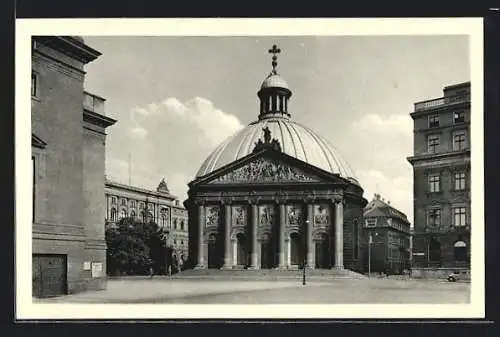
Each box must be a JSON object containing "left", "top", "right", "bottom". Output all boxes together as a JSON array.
[{"left": 194, "top": 199, "right": 345, "bottom": 270}]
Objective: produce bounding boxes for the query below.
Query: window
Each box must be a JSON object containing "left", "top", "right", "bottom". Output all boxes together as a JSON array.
[
  {"left": 120, "top": 199, "right": 126, "bottom": 206},
  {"left": 130, "top": 210, "right": 136, "bottom": 218},
  {"left": 181, "top": 240, "right": 184, "bottom": 246},
  {"left": 454, "top": 111, "right": 465, "bottom": 124},
  {"left": 428, "top": 173, "right": 440, "bottom": 193},
  {"left": 453, "top": 132, "right": 467, "bottom": 150},
  {"left": 31, "top": 73, "right": 38, "bottom": 97},
  {"left": 428, "top": 209, "right": 441, "bottom": 227},
  {"left": 454, "top": 171, "right": 466, "bottom": 190},
  {"left": 111, "top": 197, "right": 117, "bottom": 205},
  {"left": 427, "top": 135, "right": 440, "bottom": 153},
  {"left": 366, "top": 218, "right": 376, "bottom": 227},
  {"left": 174, "top": 239, "right": 177, "bottom": 245},
  {"left": 180, "top": 220, "right": 185, "bottom": 231},
  {"left": 110, "top": 208, "right": 117, "bottom": 221},
  {"left": 453, "top": 207, "right": 467, "bottom": 227},
  {"left": 173, "top": 219, "right": 178, "bottom": 229},
  {"left": 428, "top": 115, "right": 440, "bottom": 128},
  {"left": 139, "top": 202, "right": 144, "bottom": 209},
  {"left": 130, "top": 200, "right": 136, "bottom": 208},
  {"left": 160, "top": 214, "right": 166, "bottom": 227},
  {"left": 120, "top": 209, "right": 127, "bottom": 219}
]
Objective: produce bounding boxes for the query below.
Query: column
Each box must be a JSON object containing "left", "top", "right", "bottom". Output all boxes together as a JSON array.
[
  {"left": 287, "top": 237, "right": 291, "bottom": 267},
  {"left": 232, "top": 240, "right": 238, "bottom": 266},
  {"left": 279, "top": 203, "right": 286, "bottom": 268},
  {"left": 335, "top": 199, "right": 344, "bottom": 269},
  {"left": 222, "top": 204, "right": 232, "bottom": 269},
  {"left": 250, "top": 204, "right": 259, "bottom": 269},
  {"left": 307, "top": 203, "right": 314, "bottom": 268},
  {"left": 195, "top": 204, "right": 205, "bottom": 269}
]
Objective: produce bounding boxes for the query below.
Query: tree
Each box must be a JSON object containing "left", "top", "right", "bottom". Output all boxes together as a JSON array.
[{"left": 105, "top": 218, "right": 167, "bottom": 276}]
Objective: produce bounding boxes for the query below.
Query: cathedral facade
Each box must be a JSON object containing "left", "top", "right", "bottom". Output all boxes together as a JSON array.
[{"left": 185, "top": 46, "right": 367, "bottom": 271}]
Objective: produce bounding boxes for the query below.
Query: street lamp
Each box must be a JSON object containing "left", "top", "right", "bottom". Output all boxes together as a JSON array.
[
  {"left": 303, "top": 219, "right": 310, "bottom": 285},
  {"left": 368, "top": 231, "right": 378, "bottom": 278}
]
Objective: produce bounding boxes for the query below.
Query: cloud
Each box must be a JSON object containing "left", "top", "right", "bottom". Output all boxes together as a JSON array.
[
  {"left": 352, "top": 113, "right": 412, "bottom": 136},
  {"left": 357, "top": 168, "right": 413, "bottom": 224},
  {"left": 344, "top": 113, "right": 414, "bottom": 221},
  {"left": 105, "top": 96, "right": 244, "bottom": 202}
]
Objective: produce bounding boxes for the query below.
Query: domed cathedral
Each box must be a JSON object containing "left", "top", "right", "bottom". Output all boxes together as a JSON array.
[{"left": 184, "top": 45, "right": 367, "bottom": 272}]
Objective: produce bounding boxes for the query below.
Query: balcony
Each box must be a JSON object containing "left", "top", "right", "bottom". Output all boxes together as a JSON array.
[
  {"left": 414, "top": 93, "right": 470, "bottom": 112},
  {"left": 83, "top": 91, "right": 105, "bottom": 114}
]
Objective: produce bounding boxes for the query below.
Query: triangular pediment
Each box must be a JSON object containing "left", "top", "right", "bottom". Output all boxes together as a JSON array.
[
  {"left": 207, "top": 156, "right": 321, "bottom": 184},
  {"left": 194, "top": 148, "right": 344, "bottom": 186}
]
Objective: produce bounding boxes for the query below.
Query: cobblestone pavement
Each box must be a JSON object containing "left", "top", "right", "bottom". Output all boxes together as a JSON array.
[{"left": 35, "top": 277, "right": 470, "bottom": 304}]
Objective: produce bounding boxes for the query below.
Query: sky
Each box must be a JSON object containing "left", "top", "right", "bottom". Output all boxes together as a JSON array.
[{"left": 82, "top": 35, "right": 470, "bottom": 223}]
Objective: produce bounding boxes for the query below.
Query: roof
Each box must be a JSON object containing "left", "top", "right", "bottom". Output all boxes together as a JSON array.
[
  {"left": 364, "top": 195, "right": 409, "bottom": 223},
  {"left": 195, "top": 117, "right": 357, "bottom": 180}
]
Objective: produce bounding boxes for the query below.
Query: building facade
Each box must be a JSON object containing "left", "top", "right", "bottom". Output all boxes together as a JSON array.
[
  {"left": 185, "top": 46, "right": 367, "bottom": 272},
  {"left": 361, "top": 194, "right": 411, "bottom": 275},
  {"left": 407, "top": 82, "right": 471, "bottom": 277},
  {"left": 105, "top": 179, "right": 189, "bottom": 263},
  {"left": 32, "top": 36, "right": 116, "bottom": 297}
]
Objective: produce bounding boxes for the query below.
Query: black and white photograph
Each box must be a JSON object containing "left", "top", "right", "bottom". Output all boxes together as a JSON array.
[{"left": 15, "top": 18, "right": 484, "bottom": 320}]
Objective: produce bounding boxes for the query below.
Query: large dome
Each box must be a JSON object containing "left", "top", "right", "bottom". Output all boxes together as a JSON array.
[{"left": 196, "top": 117, "right": 358, "bottom": 181}]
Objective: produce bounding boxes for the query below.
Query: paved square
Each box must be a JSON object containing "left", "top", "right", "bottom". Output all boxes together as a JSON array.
[{"left": 36, "top": 277, "right": 470, "bottom": 304}]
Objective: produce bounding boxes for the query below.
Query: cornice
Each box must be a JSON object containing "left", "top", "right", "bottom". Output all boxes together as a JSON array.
[
  {"left": 34, "top": 36, "right": 102, "bottom": 64},
  {"left": 83, "top": 109, "right": 117, "bottom": 129}
]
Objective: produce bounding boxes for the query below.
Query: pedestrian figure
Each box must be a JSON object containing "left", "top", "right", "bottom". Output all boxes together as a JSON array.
[
  {"left": 149, "top": 266, "right": 154, "bottom": 279},
  {"left": 168, "top": 265, "right": 172, "bottom": 279}
]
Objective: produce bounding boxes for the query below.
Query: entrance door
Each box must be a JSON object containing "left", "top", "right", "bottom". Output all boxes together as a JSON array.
[
  {"left": 315, "top": 234, "right": 330, "bottom": 268},
  {"left": 32, "top": 254, "right": 67, "bottom": 298},
  {"left": 261, "top": 240, "right": 273, "bottom": 269},
  {"left": 290, "top": 233, "right": 300, "bottom": 266},
  {"left": 208, "top": 233, "right": 219, "bottom": 269},
  {"left": 236, "top": 233, "right": 247, "bottom": 266}
]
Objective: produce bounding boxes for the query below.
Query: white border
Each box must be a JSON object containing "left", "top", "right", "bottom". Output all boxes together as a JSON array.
[{"left": 15, "top": 18, "right": 484, "bottom": 320}]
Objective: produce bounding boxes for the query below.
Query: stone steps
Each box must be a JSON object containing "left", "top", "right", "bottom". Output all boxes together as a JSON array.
[{"left": 172, "top": 268, "right": 367, "bottom": 280}]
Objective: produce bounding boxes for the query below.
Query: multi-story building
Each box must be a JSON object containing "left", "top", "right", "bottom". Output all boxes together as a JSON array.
[
  {"left": 361, "top": 194, "right": 411, "bottom": 275},
  {"left": 407, "top": 81, "right": 471, "bottom": 278},
  {"left": 32, "top": 36, "right": 117, "bottom": 297},
  {"left": 104, "top": 178, "right": 189, "bottom": 263}
]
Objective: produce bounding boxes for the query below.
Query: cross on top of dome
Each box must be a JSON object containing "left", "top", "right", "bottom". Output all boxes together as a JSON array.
[{"left": 268, "top": 44, "right": 281, "bottom": 74}]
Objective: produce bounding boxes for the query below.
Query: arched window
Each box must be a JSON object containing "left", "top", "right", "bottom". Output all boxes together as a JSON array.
[
  {"left": 173, "top": 219, "right": 178, "bottom": 229},
  {"left": 130, "top": 210, "right": 136, "bottom": 218},
  {"left": 110, "top": 208, "right": 117, "bottom": 221},
  {"left": 454, "top": 241, "right": 467, "bottom": 261},
  {"left": 180, "top": 220, "right": 185, "bottom": 231},
  {"left": 120, "top": 209, "right": 127, "bottom": 219},
  {"left": 160, "top": 214, "right": 166, "bottom": 226}
]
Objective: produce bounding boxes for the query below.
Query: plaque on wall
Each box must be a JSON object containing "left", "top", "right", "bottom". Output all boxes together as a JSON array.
[
  {"left": 91, "top": 262, "right": 103, "bottom": 278},
  {"left": 314, "top": 204, "right": 330, "bottom": 226},
  {"left": 259, "top": 205, "right": 274, "bottom": 228},
  {"left": 232, "top": 206, "right": 247, "bottom": 226},
  {"left": 205, "top": 206, "right": 220, "bottom": 228}
]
